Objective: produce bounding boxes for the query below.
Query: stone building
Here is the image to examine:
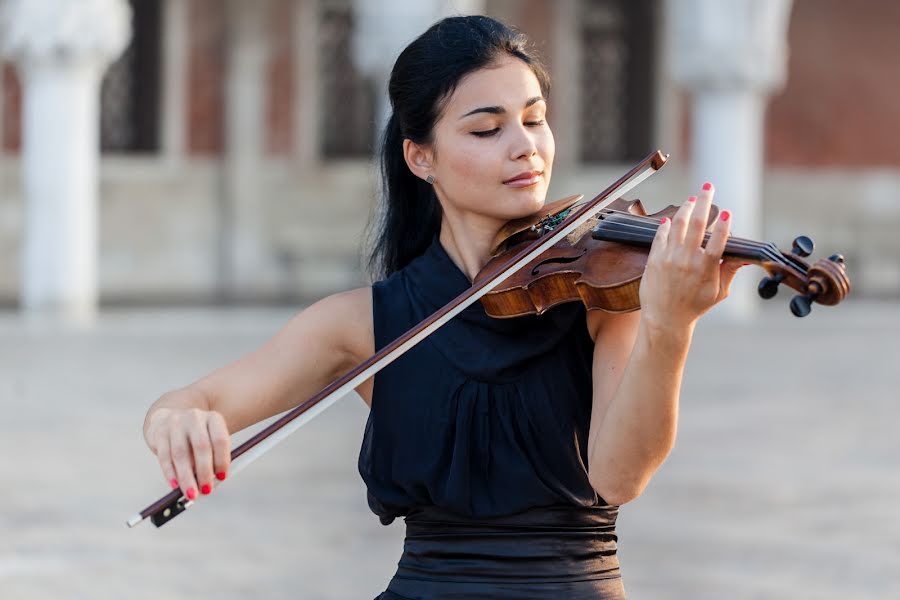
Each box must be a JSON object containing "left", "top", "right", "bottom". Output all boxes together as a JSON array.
[{"left": 0, "top": 0, "right": 895, "bottom": 313}]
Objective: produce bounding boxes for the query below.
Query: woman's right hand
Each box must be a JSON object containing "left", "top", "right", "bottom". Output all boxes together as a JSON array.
[
  {"left": 144, "top": 396, "right": 232, "bottom": 501},
  {"left": 139, "top": 287, "right": 375, "bottom": 501}
]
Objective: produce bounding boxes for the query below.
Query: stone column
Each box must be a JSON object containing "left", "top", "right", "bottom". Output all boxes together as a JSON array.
[
  {"left": 0, "top": 0, "right": 131, "bottom": 325},
  {"left": 292, "top": 0, "right": 319, "bottom": 168},
  {"left": 161, "top": 0, "right": 188, "bottom": 165},
  {"left": 668, "top": 0, "right": 793, "bottom": 318},
  {"left": 353, "top": 0, "right": 486, "bottom": 133},
  {"left": 222, "top": 0, "right": 275, "bottom": 300}
]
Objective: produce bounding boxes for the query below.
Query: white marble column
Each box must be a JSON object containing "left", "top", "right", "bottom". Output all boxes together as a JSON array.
[
  {"left": 0, "top": 0, "right": 131, "bottom": 325},
  {"left": 353, "top": 0, "right": 486, "bottom": 133},
  {"left": 161, "top": 0, "right": 188, "bottom": 165},
  {"left": 222, "top": 0, "right": 276, "bottom": 299},
  {"left": 292, "top": 0, "right": 319, "bottom": 168},
  {"left": 668, "top": 0, "right": 793, "bottom": 318}
]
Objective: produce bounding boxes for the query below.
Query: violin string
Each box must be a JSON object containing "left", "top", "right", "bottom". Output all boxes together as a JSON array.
[
  {"left": 597, "top": 210, "right": 791, "bottom": 264},
  {"left": 606, "top": 215, "right": 803, "bottom": 273},
  {"left": 599, "top": 218, "right": 789, "bottom": 268},
  {"left": 599, "top": 210, "right": 772, "bottom": 252},
  {"left": 592, "top": 211, "right": 798, "bottom": 270},
  {"left": 595, "top": 211, "right": 777, "bottom": 258}
]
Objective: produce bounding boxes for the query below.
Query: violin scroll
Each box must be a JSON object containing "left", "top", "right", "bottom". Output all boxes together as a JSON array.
[{"left": 755, "top": 238, "right": 850, "bottom": 317}]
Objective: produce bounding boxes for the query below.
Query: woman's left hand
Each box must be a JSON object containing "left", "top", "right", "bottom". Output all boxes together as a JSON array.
[{"left": 639, "top": 182, "right": 746, "bottom": 332}]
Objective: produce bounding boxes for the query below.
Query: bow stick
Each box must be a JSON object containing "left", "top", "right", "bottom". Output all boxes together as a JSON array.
[{"left": 126, "top": 150, "right": 668, "bottom": 528}]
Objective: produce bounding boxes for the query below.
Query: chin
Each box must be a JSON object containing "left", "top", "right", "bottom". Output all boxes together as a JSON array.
[{"left": 514, "top": 188, "right": 548, "bottom": 216}]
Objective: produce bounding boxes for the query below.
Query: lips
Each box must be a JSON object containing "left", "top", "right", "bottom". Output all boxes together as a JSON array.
[{"left": 503, "top": 170, "right": 543, "bottom": 185}]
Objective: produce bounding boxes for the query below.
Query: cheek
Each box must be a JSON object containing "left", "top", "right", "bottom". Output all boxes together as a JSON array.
[
  {"left": 443, "top": 141, "right": 500, "bottom": 188},
  {"left": 540, "top": 130, "right": 556, "bottom": 171}
]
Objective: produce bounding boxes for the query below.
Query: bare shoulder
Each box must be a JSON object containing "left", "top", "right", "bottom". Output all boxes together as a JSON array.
[
  {"left": 305, "top": 287, "right": 375, "bottom": 406},
  {"left": 306, "top": 286, "right": 375, "bottom": 365}
]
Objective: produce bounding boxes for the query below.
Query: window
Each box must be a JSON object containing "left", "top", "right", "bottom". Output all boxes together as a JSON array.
[
  {"left": 579, "top": 0, "right": 656, "bottom": 162},
  {"left": 318, "top": 0, "right": 376, "bottom": 158},
  {"left": 100, "top": 0, "right": 162, "bottom": 153}
]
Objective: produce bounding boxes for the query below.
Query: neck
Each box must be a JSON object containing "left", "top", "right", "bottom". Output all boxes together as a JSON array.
[{"left": 438, "top": 210, "right": 505, "bottom": 283}]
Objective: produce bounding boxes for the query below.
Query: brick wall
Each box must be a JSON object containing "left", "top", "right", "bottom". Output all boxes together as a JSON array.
[
  {"left": 266, "top": 0, "right": 295, "bottom": 156},
  {"left": 765, "top": 0, "right": 900, "bottom": 167},
  {"left": 186, "top": 0, "right": 225, "bottom": 156}
]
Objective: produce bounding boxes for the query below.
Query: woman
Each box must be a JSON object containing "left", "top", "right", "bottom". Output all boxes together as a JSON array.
[{"left": 142, "top": 16, "right": 744, "bottom": 599}]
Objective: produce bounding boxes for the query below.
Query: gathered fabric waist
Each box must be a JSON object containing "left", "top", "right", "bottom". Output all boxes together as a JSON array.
[{"left": 392, "top": 503, "right": 622, "bottom": 586}]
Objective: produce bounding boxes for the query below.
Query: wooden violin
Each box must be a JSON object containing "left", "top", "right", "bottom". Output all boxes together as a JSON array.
[{"left": 477, "top": 195, "right": 850, "bottom": 318}]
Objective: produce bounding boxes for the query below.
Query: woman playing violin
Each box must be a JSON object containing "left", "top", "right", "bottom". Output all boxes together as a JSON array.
[{"left": 142, "top": 15, "right": 746, "bottom": 599}]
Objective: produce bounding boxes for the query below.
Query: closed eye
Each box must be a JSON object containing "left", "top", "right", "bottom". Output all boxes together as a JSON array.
[
  {"left": 471, "top": 120, "right": 545, "bottom": 138},
  {"left": 471, "top": 127, "right": 500, "bottom": 138}
]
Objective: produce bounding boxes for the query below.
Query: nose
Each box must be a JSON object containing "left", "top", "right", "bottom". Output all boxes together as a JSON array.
[{"left": 508, "top": 123, "right": 538, "bottom": 161}]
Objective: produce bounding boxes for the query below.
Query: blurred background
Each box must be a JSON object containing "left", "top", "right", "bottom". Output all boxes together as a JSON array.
[{"left": 0, "top": 0, "right": 897, "bottom": 598}]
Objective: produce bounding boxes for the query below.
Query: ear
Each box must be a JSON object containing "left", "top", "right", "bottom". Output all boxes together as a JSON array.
[{"left": 403, "top": 138, "right": 434, "bottom": 182}]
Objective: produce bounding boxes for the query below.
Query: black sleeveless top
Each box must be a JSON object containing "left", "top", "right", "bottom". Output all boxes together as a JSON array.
[{"left": 358, "top": 235, "right": 601, "bottom": 525}]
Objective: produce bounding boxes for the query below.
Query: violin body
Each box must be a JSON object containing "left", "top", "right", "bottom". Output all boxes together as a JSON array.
[{"left": 477, "top": 198, "right": 683, "bottom": 317}]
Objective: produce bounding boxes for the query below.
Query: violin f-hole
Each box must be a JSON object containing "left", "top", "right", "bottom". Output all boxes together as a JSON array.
[{"left": 531, "top": 248, "right": 588, "bottom": 276}]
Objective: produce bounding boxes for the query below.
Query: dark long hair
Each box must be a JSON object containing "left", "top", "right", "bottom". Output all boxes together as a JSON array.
[{"left": 365, "top": 15, "right": 550, "bottom": 279}]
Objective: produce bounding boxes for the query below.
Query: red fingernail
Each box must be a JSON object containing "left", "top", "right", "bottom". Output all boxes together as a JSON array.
[
  {"left": 186, "top": 488, "right": 197, "bottom": 500},
  {"left": 688, "top": 196, "right": 697, "bottom": 203},
  {"left": 660, "top": 217, "right": 668, "bottom": 224},
  {"left": 702, "top": 182, "right": 713, "bottom": 191},
  {"left": 721, "top": 210, "right": 731, "bottom": 221},
  {"left": 201, "top": 483, "right": 212, "bottom": 495},
  {"left": 216, "top": 472, "right": 227, "bottom": 481},
  {"left": 170, "top": 479, "right": 179, "bottom": 489}
]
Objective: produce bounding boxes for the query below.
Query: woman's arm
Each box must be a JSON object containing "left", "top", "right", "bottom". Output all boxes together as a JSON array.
[
  {"left": 143, "top": 286, "right": 374, "bottom": 498},
  {"left": 584, "top": 309, "right": 690, "bottom": 506},
  {"left": 583, "top": 184, "right": 744, "bottom": 506}
]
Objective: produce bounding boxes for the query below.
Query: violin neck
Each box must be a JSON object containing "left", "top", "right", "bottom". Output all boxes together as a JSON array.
[{"left": 591, "top": 220, "right": 764, "bottom": 261}]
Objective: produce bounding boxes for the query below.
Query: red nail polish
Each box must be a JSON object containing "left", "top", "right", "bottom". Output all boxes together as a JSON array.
[
  {"left": 660, "top": 217, "right": 668, "bottom": 224},
  {"left": 170, "top": 479, "right": 179, "bottom": 489},
  {"left": 702, "top": 182, "right": 713, "bottom": 191},
  {"left": 201, "top": 483, "right": 212, "bottom": 495},
  {"left": 721, "top": 210, "right": 731, "bottom": 221},
  {"left": 186, "top": 488, "right": 197, "bottom": 501},
  {"left": 688, "top": 196, "right": 697, "bottom": 203},
  {"left": 216, "top": 472, "right": 227, "bottom": 481}
]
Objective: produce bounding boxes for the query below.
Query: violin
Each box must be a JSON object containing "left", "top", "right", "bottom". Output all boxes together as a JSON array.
[
  {"left": 126, "top": 150, "right": 850, "bottom": 528},
  {"left": 477, "top": 196, "right": 850, "bottom": 319}
]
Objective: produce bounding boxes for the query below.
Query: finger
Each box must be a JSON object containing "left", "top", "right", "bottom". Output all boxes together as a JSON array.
[
  {"left": 170, "top": 429, "right": 199, "bottom": 501},
  {"left": 648, "top": 215, "right": 671, "bottom": 259},
  {"left": 669, "top": 195, "right": 697, "bottom": 246},
  {"left": 717, "top": 257, "right": 743, "bottom": 301},
  {"left": 189, "top": 425, "right": 216, "bottom": 497},
  {"left": 207, "top": 412, "right": 232, "bottom": 483},
  {"left": 702, "top": 209, "right": 731, "bottom": 268},
  {"left": 155, "top": 434, "right": 180, "bottom": 491},
  {"left": 685, "top": 182, "right": 714, "bottom": 249}
]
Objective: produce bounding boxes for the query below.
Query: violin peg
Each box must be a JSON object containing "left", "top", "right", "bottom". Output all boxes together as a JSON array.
[
  {"left": 828, "top": 253, "right": 845, "bottom": 265},
  {"left": 757, "top": 274, "right": 783, "bottom": 300},
  {"left": 791, "top": 235, "right": 815, "bottom": 258},
  {"left": 789, "top": 293, "right": 814, "bottom": 318}
]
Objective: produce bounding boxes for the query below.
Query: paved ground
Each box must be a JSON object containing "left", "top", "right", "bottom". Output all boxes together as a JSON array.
[{"left": 0, "top": 299, "right": 898, "bottom": 599}]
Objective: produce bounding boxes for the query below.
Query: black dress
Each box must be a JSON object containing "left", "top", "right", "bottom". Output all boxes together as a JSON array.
[{"left": 359, "top": 235, "right": 627, "bottom": 599}]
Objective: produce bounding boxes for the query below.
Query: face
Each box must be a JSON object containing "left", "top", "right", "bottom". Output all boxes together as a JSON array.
[{"left": 407, "top": 56, "right": 555, "bottom": 225}]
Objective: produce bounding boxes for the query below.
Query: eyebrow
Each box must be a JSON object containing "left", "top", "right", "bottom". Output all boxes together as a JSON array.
[{"left": 459, "top": 96, "right": 545, "bottom": 119}]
